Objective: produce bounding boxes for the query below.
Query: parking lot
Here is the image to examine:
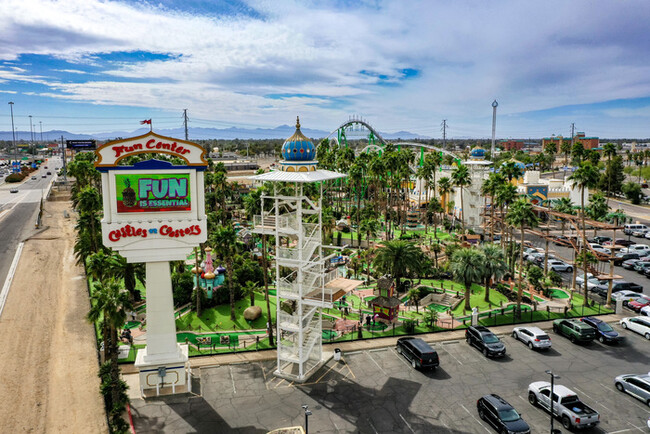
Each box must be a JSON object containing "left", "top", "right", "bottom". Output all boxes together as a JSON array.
[{"left": 131, "top": 320, "right": 650, "bottom": 433}]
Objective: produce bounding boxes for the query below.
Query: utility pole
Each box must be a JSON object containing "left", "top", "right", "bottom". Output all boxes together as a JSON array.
[
  {"left": 441, "top": 119, "right": 447, "bottom": 149},
  {"left": 29, "top": 115, "right": 34, "bottom": 144},
  {"left": 8, "top": 102, "right": 16, "bottom": 166},
  {"left": 39, "top": 121, "right": 43, "bottom": 143},
  {"left": 183, "top": 109, "right": 189, "bottom": 140},
  {"left": 570, "top": 122, "right": 575, "bottom": 148},
  {"left": 491, "top": 100, "right": 498, "bottom": 158}
]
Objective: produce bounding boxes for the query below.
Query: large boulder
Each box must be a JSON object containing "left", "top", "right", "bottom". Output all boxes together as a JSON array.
[{"left": 244, "top": 305, "right": 262, "bottom": 321}]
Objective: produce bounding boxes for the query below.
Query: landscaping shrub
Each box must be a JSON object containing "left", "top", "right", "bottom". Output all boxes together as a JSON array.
[
  {"left": 172, "top": 271, "right": 194, "bottom": 307},
  {"left": 5, "top": 172, "right": 24, "bottom": 183},
  {"left": 402, "top": 319, "right": 416, "bottom": 334}
]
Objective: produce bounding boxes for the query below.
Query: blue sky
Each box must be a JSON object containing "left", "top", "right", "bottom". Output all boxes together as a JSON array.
[{"left": 1, "top": 0, "right": 650, "bottom": 138}]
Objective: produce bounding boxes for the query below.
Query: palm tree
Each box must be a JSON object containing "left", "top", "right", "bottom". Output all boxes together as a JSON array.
[
  {"left": 373, "top": 240, "right": 423, "bottom": 293},
  {"left": 505, "top": 197, "right": 539, "bottom": 316},
  {"left": 360, "top": 217, "right": 380, "bottom": 248},
  {"left": 480, "top": 244, "right": 507, "bottom": 303},
  {"left": 437, "top": 176, "right": 454, "bottom": 217},
  {"left": 76, "top": 186, "right": 103, "bottom": 254},
  {"left": 407, "top": 287, "right": 421, "bottom": 313},
  {"left": 494, "top": 183, "right": 517, "bottom": 248},
  {"left": 427, "top": 198, "right": 444, "bottom": 240},
  {"left": 451, "top": 164, "right": 471, "bottom": 233},
  {"left": 552, "top": 197, "right": 575, "bottom": 236},
  {"left": 211, "top": 225, "right": 240, "bottom": 320},
  {"left": 500, "top": 161, "right": 524, "bottom": 183},
  {"left": 87, "top": 278, "right": 133, "bottom": 408},
  {"left": 603, "top": 142, "right": 617, "bottom": 203},
  {"left": 450, "top": 248, "right": 485, "bottom": 311},
  {"left": 482, "top": 172, "right": 506, "bottom": 240},
  {"left": 569, "top": 162, "right": 600, "bottom": 306},
  {"left": 242, "top": 281, "right": 259, "bottom": 307}
]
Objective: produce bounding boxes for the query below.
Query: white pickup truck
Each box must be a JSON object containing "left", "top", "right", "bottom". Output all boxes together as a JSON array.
[{"left": 528, "top": 382, "right": 600, "bottom": 430}]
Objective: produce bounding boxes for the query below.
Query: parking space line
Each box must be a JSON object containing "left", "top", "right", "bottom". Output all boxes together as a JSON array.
[
  {"left": 599, "top": 383, "right": 650, "bottom": 411},
  {"left": 460, "top": 404, "right": 491, "bottom": 433},
  {"left": 367, "top": 418, "right": 379, "bottom": 434},
  {"left": 365, "top": 351, "right": 387, "bottom": 376},
  {"left": 441, "top": 345, "right": 464, "bottom": 366},
  {"left": 627, "top": 422, "right": 646, "bottom": 432},
  {"left": 314, "top": 362, "right": 338, "bottom": 383},
  {"left": 399, "top": 413, "right": 415, "bottom": 433},
  {"left": 609, "top": 429, "right": 633, "bottom": 433},
  {"left": 342, "top": 359, "right": 356, "bottom": 380},
  {"left": 229, "top": 366, "right": 237, "bottom": 394},
  {"left": 390, "top": 348, "right": 412, "bottom": 369},
  {"left": 273, "top": 379, "right": 286, "bottom": 389}
]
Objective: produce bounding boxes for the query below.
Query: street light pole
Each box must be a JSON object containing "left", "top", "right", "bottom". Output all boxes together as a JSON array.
[
  {"left": 8, "top": 102, "right": 17, "bottom": 167},
  {"left": 302, "top": 405, "right": 312, "bottom": 434},
  {"left": 546, "top": 369, "right": 561, "bottom": 434},
  {"left": 29, "top": 115, "right": 34, "bottom": 144}
]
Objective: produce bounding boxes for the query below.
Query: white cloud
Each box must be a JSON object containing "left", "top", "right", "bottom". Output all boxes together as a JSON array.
[{"left": 0, "top": 0, "right": 649, "bottom": 136}]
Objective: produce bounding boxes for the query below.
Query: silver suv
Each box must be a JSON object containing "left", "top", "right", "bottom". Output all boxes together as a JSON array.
[{"left": 512, "top": 326, "right": 552, "bottom": 350}]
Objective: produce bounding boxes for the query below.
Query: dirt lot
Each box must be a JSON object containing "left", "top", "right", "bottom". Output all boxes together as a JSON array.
[{"left": 0, "top": 201, "right": 107, "bottom": 433}]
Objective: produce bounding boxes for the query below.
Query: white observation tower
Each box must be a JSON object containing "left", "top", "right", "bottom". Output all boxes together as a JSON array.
[{"left": 251, "top": 117, "right": 345, "bottom": 382}]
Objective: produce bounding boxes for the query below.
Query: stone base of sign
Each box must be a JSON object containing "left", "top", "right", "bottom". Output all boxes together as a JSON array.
[{"left": 135, "top": 344, "right": 189, "bottom": 397}]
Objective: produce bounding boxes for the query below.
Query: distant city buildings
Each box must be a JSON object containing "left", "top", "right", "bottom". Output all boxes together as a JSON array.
[
  {"left": 498, "top": 139, "right": 524, "bottom": 151},
  {"left": 543, "top": 132, "right": 599, "bottom": 152}
]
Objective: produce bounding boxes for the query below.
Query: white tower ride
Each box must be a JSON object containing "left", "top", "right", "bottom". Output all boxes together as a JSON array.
[{"left": 251, "top": 117, "right": 345, "bottom": 382}]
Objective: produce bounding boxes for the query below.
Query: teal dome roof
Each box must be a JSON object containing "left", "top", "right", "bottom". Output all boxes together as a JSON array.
[{"left": 281, "top": 117, "right": 316, "bottom": 161}]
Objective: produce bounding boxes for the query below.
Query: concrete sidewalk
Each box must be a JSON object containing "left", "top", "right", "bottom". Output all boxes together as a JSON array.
[{"left": 120, "top": 312, "right": 627, "bottom": 374}]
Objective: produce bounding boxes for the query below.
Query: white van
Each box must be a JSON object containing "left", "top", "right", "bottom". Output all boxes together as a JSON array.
[{"left": 624, "top": 224, "right": 648, "bottom": 235}]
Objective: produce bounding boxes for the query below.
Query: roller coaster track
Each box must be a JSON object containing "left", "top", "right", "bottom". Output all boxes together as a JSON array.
[{"left": 324, "top": 118, "right": 460, "bottom": 159}]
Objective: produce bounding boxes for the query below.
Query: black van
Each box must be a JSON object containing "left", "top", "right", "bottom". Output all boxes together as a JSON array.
[{"left": 396, "top": 337, "right": 439, "bottom": 370}]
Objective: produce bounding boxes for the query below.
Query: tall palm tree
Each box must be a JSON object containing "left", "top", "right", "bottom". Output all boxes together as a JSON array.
[
  {"left": 451, "top": 164, "right": 471, "bottom": 233},
  {"left": 437, "top": 176, "right": 454, "bottom": 217},
  {"left": 211, "top": 225, "right": 240, "bottom": 320},
  {"left": 87, "top": 278, "right": 133, "bottom": 408},
  {"left": 500, "top": 161, "right": 524, "bottom": 183},
  {"left": 76, "top": 186, "right": 103, "bottom": 254},
  {"left": 480, "top": 243, "right": 507, "bottom": 303},
  {"left": 603, "top": 142, "right": 617, "bottom": 203},
  {"left": 360, "top": 217, "right": 380, "bottom": 248},
  {"left": 407, "top": 287, "right": 421, "bottom": 313},
  {"left": 450, "top": 247, "right": 485, "bottom": 311},
  {"left": 242, "top": 280, "right": 260, "bottom": 307},
  {"left": 505, "top": 197, "right": 539, "bottom": 316},
  {"left": 373, "top": 240, "right": 423, "bottom": 292},
  {"left": 569, "top": 161, "right": 601, "bottom": 306},
  {"left": 553, "top": 197, "right": 576, "bottom": 236},
  {"left": 494, "top": 183, "right": 517, "bottom": 248},
  {"left": 482, "top": 172, "right": 506, "bottom": 240}
]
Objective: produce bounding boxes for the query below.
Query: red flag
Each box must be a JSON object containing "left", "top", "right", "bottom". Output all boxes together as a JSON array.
[{"left": 140, "top": 119, "right": 151, "bottom": 125}]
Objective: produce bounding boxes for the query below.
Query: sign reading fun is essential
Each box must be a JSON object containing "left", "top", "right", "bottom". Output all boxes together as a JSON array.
[{"left": 115, "top": 173, "right": 191, "bottom": 213}]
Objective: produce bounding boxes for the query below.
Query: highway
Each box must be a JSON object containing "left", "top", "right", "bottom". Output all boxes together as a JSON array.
[{"left": 0, "top": 157, "right": 61, "bottom": 289}]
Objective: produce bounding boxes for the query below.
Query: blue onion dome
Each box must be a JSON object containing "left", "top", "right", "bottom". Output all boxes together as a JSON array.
[
  {"left": 281, "top": 116, "right": 316, "bottom": 161},
  {"left": 470, "top": 147, "right": 486, "bottom": 158}
]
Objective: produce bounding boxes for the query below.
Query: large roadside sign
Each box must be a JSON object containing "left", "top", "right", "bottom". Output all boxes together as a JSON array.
[{"left": 66, "top": 139, "right": 96, "bottom": 150}]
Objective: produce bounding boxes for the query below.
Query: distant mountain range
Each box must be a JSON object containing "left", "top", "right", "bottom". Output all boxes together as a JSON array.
[{"left": 0, "top": 125, "right": 428, "bottom": 142}]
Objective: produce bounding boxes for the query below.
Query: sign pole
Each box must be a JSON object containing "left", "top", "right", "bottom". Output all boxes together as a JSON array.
[{"left": 60, "top": 135, "right": 67, "bottom": 184}]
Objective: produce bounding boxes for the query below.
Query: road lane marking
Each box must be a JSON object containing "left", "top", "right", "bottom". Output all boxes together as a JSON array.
[
  {"left": 0, "top": 242, "right": 24, "bottom": 319},
  {"left": 460, "top": 404, "right": 491, "bottom": 433}
]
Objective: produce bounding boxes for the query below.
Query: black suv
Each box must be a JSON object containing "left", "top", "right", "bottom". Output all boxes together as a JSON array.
[
  {"left": 466, "top": 326, "right": 506, "bottom": 357},
  {"left": 614, "top": 252, "right": 641, "bottom": 266},
  {"left": 477, "top": 394, "right": 530, "bottom": 434},
  {"left": 395, "top": 337, "right": 439, "bottom": 370}
]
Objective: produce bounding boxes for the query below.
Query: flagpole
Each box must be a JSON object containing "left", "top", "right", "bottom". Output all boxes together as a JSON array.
[{"left": 150, "top": 120, "right": 152, "bottom": 132}]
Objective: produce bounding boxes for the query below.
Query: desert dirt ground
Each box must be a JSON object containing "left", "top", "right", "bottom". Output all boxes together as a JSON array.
[{"left": 0, "top": 200, "right": 107, "bottom": 433}]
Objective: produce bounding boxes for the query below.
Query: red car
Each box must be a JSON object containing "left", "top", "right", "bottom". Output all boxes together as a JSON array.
[{"left": 628, "top": 295, "right": 650, "bottom": 313}]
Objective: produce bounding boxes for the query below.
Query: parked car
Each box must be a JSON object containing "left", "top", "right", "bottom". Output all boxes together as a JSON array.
[
  {"left": 511, "top": 326, "right": 552, "bottom": 350},
  {"left": 614, "top": 374, "right": 650, "bottom": 406},
  {"left": 612, "top": 291, "right": 645, "bottom": 306},
  {"left": 622, "top": 259, "right": 642, "bottom": 270},
  {"left": 395, "top": 337, "right": 439, "bottom": 370},
  {"left": 575, "top": 271, "right": 594, "bottom": 286},
  {"left": 628, "top": 295, "right": 650, "bottom": 313},
  {"left": 528, "top": 382, "right": 600, "bottom": 430},
  {"left": 604, "top": 238, "right": 635, "bottom": 247},
  {"left": 614, "top": 252, "right": 641, "bottom": 265},
  {"left": 533, "top": 254, "right": 555, "bottom": 266},
  {"left": 552, "top": 319, "right": 596, "bottom": 343},
  {"left": 585, "top": 277, "right": 608, "bottom": 291},
  {"left": 593, "top": 281, "right": 644, "bottom": 297},
  {"left": 466, "top": 325, "right": 506, "bottom": 357},
  {"left": 641, "top": 305, "right": 650, "bottom": 316},
  {"left": 553, "top": 235, "right": 576, "bottom": 246},
  {"left": 548, "top": 260, "right": 573, "bottom": 273},
  {"left": 624, "top": 224, "right": 649, "bottom": 235},
  {"left": 622, "top": 244, "right": 650, "bottom": 255},
  {"left": 523, "top": 247, "right": 540, "bottom": 260},
  {"left": 589, "top": 236, "right": 612, "bottom": 245},
  {"left": 633, "top": 229, "right": 650, "bottom": 237},
  {"left": 619, "top": 316, "right": 650, "bottom": 339},
  {"left": 635, "top": 262, "right": 650, "bottom": 274},
  {"left": 477, "top": 394, "right": 531, "bottom": 434},
  {"left": 580, "top": 317, "right": 623, "bottom": 344}
]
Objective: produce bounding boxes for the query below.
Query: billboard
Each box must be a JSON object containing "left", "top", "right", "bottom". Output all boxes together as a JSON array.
[
  {"left": 114, "top": 173, "right": 191, "bottom": 213},
  {"left": 66, "top": 139, "right": 96, "bottom": 150}
]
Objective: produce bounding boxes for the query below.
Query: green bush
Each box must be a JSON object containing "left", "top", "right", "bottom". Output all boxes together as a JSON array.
[
  {"left": 5, "top": 172, "right": 24, "bottom": 183},
  {"left": 403, "top": 319, "right": 416, "bottom": 334}
]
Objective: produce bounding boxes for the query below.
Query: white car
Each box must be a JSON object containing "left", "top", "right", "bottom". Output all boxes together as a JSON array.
[
  {"left": 641, "top": 306, "right": 650, "bottom": 316},
  {"left": 575, "top": 271, "right": 594, "bottom": 286},
  {"left": 548, "top": 260, "right": 573, "bottom": 273},
  {"left": 632, "top": 229, "right": 650, "bottom": 237},
  {"left": 612, "top": 291, "right": 645, "bottom": 306},
  {"left": 512, "top": 326, "right": 552, "bottom": 350},
  {"left": 619, "top": 316, "right": 650, "bottom": 340},
  {"left": 623, "top": 244, "right": 650, "bottom": 254},
  {"left": 585, "top": 277, "right": 607, "bottom": 290}
]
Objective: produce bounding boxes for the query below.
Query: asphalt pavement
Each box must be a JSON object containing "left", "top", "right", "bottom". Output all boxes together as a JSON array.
[{"left": 130, "top": 316, "right": 650, "bottom": 433}]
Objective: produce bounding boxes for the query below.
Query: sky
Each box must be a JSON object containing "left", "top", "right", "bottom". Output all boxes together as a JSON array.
[{"left": 1, "top": 0, "right": 650, "bottom": 139}]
